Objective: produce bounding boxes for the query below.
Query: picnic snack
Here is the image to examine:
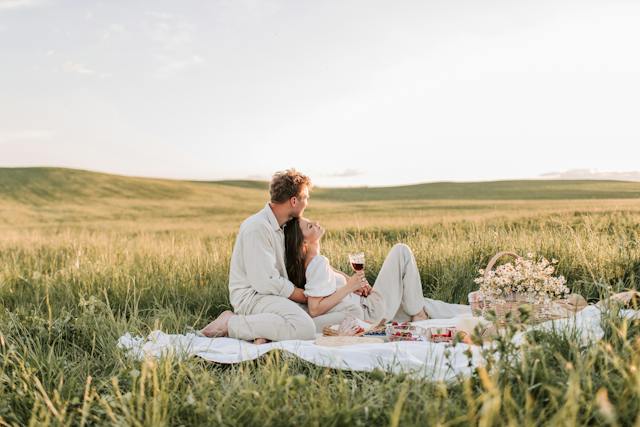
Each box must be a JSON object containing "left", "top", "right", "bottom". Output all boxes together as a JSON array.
[
  {"left": 323, "top": 317, "right": 387, "bottom": 337},
  {"left": 385, "top": 322, "right": 427, "bottom": 342},
  {"left": 337, "top": 317, "right": 365, "bottom": 336},
  {"left": 427, "top": 327, "right": 456, "bottom": 343}
]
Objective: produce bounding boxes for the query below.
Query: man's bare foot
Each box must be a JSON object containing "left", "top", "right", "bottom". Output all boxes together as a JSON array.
[
  {"left": 200, "top": 310, "right": 235, "bottom": 337},
  {"left": 411, "top": 308, "right": 429, "bottom": 322},
  {"left": 253, "top": 338, "right": 269, "bottom": 345}
]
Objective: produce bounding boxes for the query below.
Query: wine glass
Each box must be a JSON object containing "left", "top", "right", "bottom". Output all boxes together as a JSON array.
[
  {"left": 348, "top": 252, "right": 365, "bottom": 272},
  {"left": 349, "top": 252, "right": 368, "bottom": 293}
]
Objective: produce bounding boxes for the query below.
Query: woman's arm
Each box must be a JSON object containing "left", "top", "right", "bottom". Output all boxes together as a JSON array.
[
  {"left": 332, "top": 266, "right": 371, "bottom": 296},
  {"left": 307, "top": 272, "right": 364, "bottom": 317}
]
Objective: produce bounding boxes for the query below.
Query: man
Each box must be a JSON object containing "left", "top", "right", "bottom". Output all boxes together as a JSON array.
[{"left": 201, "top": 169, "right": 316, "bottom": 341}]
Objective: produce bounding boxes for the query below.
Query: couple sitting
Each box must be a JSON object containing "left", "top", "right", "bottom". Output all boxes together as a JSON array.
[{"left": 201, "top": 169, "right": 466, "bottom": 342}]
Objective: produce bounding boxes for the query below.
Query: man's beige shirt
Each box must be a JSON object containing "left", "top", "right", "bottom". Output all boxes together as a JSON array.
[{"left": 228, "top": 203, "right": 295, "bottom": 312}]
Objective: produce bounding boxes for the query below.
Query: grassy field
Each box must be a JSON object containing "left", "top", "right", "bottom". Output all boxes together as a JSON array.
[{"left": 1, "top": 167, "right": 640, "bottom": 426}]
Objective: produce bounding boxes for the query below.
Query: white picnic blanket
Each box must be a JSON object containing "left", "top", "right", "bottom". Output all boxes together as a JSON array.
[{"left": 117, "top": 306, "right": 639, "bottom": 381}]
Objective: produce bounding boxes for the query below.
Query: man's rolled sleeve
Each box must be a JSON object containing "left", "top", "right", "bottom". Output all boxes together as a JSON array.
[
  {"left": 242, "top": 227, "right": 295, "bottom": 298},
  {"left": 277, "top": 278, "right": 295, "bottom": 298}
]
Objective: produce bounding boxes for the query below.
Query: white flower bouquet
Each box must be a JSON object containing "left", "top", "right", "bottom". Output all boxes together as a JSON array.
[
  {"left": 474, "top": 252, "right": 570, "bottom": 304},
  {"left": 470, "top": 251, "right": 571, "bottom": 323}
]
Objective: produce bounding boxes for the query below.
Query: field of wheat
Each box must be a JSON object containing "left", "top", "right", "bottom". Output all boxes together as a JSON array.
[{"left": 1, "top": 168, "right": 640, "bottom": 426}]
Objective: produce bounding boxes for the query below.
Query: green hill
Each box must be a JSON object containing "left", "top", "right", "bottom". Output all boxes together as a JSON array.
[
  {"left": 0, "top": 167, "right": 185, "bottom": 203},
  {"left": 0, "top": 167, "right": 264, "bottom": 205},
  {"left": 0, "top": 168, "right": 268, "bottom": 229},
  {"left": 2, "top": 167, "right": 640, "bottom": 204},
  {"left": 2, "top": 167, "right": 640, "bottom": 232},
  {"left": 195, "top": 180, "right": 269, "bottom": 191},
  {"left": 312, "top": 180, "right": 640, "bottom": 201}
]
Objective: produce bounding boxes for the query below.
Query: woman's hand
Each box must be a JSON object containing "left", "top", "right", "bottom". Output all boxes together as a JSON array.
[
  {"left": 355, "top": 282, "right": 372, "bottom": 297},
  {"left": 346, "top": 271, "right": 368, "bottom": 293}
]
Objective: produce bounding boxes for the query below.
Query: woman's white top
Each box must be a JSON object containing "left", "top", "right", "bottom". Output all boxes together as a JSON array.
[{"left": 304, "top": 255, "right": 360, "bottom": 305}]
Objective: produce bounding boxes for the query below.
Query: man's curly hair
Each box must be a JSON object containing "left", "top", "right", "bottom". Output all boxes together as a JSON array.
[{"left": 269, "top": 169, "right": 312, "bottom": 203}]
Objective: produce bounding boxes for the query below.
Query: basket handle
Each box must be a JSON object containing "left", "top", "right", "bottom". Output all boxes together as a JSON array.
[{"left": 484, "top": 251, "right": 521, "bottom": 279}]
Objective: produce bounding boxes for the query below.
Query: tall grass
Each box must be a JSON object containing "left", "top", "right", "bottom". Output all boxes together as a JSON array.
[{"left": 1, "top": 208, "right": 639, "bottom": 425}]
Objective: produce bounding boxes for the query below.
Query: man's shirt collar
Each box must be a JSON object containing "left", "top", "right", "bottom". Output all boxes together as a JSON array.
[{"left": 263, "top": 203, "right": 283, "bottom": 231}]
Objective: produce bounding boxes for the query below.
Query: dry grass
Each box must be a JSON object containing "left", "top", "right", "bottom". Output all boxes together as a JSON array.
[{"left": 1, "top": 169, "right": 640, "bottom": 425}]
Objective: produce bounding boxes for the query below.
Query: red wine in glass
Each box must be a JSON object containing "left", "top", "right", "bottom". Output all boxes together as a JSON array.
[
  {"left": 351, "top": 262, "right": 364, "bottom": 271},
  {"left": 348, "top": 252, "right": 365, "bottom": 272}
]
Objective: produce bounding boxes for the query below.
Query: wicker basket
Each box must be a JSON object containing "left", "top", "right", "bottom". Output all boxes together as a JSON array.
[{"left": 469, "top": 251, "right": 564, "bottom": 324}]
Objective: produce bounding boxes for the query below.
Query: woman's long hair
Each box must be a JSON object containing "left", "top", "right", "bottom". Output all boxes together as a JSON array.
[{"left": 284, "top": 217, "right": 307, "bottom": 288}]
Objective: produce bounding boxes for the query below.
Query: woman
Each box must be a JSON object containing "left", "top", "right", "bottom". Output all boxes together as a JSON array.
[{"left": 284, "top": 217, "right": 430, "bottom": 332}]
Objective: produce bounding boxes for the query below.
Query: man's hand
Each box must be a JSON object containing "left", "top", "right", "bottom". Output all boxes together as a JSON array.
[{"left": 288, "top": 287, "right": 308, "bottom": 304}]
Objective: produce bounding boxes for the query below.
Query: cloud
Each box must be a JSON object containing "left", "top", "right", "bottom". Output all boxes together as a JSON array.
[
  {"left": 0, "top": 0, "right": 41, "bottom": 10},
  {"left": 61, "top": 61, "right": 110, "bottom": 78},
  {"left": 63, "top": 61, "right": 95, "bottom": 75},
  {"left": 246, "top": 174, "right": 270, "bottom": 181},
  {"left": 154, "top": 54, "right": 204, "bottom": 78},
  {"left": 0, "top": 129, "right": 54, "bottom": 143},
  {"left": 101, "top": 23, "right": 126, "bottom": 40},
  {"left": 540, "top": 169, "right": 640, "bottom": 182},
  {"left": 145, "top": 12, "right": 204, "bottom": 78},
  {"left": 147, "top": 12, "right": 193, "bottom": 50},
  {"left": 325, "top": 169, "right": 365, "bottom": 178}
]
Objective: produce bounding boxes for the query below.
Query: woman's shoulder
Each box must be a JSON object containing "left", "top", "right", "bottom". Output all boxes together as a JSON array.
[
  {"left": 304, "top": 255, "right": 337, "bottom": 297},
  {"left": 306, "top": 254, "right": 331, "bottom": 276},
  {"left": 307, "top": 255, "right": 331, "bottom": 270}
]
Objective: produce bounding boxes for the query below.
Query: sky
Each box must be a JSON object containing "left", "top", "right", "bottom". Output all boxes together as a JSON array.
[{"left": 1, "top": 0, "right": 639, "bottom": 187}]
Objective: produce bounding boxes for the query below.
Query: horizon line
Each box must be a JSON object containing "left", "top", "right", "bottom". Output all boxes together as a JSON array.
[{"left": 2, "top": 165, "right": 640, "bottom": 188}]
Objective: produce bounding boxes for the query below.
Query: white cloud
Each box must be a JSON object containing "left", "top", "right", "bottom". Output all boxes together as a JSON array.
[
  {"left": 101, "top": 23, "right": 125, "bottom": 40},
  {"left": 63, "top": 61, "right": 95, "bottom": 75},
  {"left": 146, "top": 12, "right": 194, "bottom": 50},
  {"left": 145, "top": 12, "right": 204, "bottom": 78},
  {"left": 154, "top": 54, "right": 204, "bottom": 78},
  {"left": 540, "top": 169, "right": 640, "bottom": 182},
  {"left": 325, "top": 169, "right": 365, "bottom": 178},
  {"left": 246, "top": 174, "right": 270, "bottom": 181},
  {"left": 0, "top": 0, "right": 41, "bottom": 10},
  {"left": 0, "top": 129, "right": 54, "bottom": 143},
  {"left": 61, "top": 61, "right": 109, "bottom": 78}
]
